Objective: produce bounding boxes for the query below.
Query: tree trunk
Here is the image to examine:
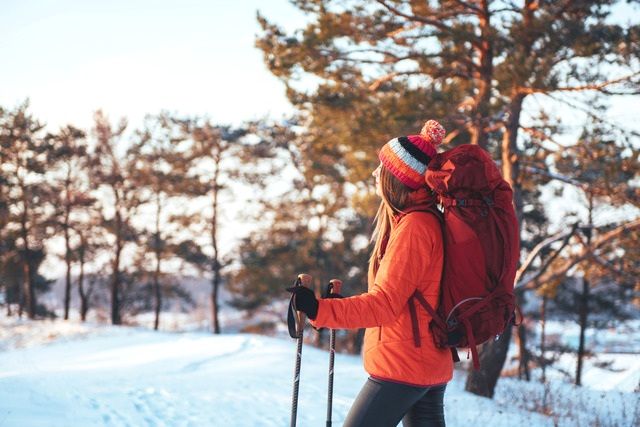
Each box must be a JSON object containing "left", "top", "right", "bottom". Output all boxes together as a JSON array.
[
  {"left": 78, "top": 249, "right": 87, "bottom": 322},
  {"left": 63, "top": 207, "right": 72, "bottom": 320},
  {"left": 111, "top": 245, "right": 122, "bottom": 325},
  {"left": 111, "top": 209, "right": 123, "bottom": 325},
  {"left": 540, "top": 294, "right": 547, "bottom": 384},
  {"left": 20, "top": 194, "right": 35, "bottom": 319},
  {"left": 0, "top": 187, "right": 8, "bottom": 317},
  {"left": 352, "top": 329, "right": 365, "bottom": 355},
  {"left": 540, "top": 294, "right": 549, "bottom": 413},
  {"left": 466, "top": 0, "right": 542, "bottom": 397},
  {"left": 576, "top": 195, "right": 594, "bottom": 386},
  {"left": 210, "top": 160, "right": 221, "bottom": 334},
  {"left": 517, "top": 300, "right": 531, "bottom": 381},
  {"left": 465, "top": 93, "right": 525, "bottom": 397},
  {"left": 154, "top": 269, "right": 161, "bottom": 330},
  {"left": 17, "top": 279, "right": 23, "bottom": 318},
  {"left": 211, "top": 276, "right": 220, "bottom": 334},
  {"left": 471, "top": 0, "right": 493, "bottom": 150},
  {"left": 63, "top": 168, "right": 73, "bottom": 320},
  {"left": 575, "top": 277, "right": 589, "bottom": 386},
  {"left": 22, "top": 252, "right": 34, "bottom": 319},
  {"left": 465, "top": 325, "right": 513, "bottom": 398},
  {"left": 153, "top": 195, "right": 162, "bottom": 331}
]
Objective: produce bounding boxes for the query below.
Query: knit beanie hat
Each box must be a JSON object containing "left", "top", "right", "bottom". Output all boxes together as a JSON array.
[{"left": 378, "top": 120, "right": 446, "bottom": 190}]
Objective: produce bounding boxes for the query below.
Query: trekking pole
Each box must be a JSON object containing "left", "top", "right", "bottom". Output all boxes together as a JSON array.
[
  {"left": 325, "top": 279, "right": 342, "bottom": 427},
  {"left": 287, "top": 273, "right": 312, "bottom": 427}
]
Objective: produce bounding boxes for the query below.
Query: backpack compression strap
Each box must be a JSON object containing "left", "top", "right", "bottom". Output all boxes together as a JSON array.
[{"left": 408, "top": 291, "right": 460, "bottom": 363}]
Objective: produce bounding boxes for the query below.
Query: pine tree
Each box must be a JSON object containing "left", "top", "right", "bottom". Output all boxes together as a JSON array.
[
  {"left": 0, "top": 101, "right": 51, "bottom": 319},
  {"left": 171, "top": 117, "right": 255, "bottom": 334},
  {"left": 89, "top": 111, "right": 144, "bottom": 325},
  {"left": 0, "top": 105, "right": 9, "bottom": 314},
  {"left": 48, "top": 125, "right": 95, "bottom": 320},
  {"left": 256, "top": 0, "right": 639, "bottom": 397},
  {"left": 229, "top": 119, "right": 373, "bottom": 348},
  {"left": 130, "top": 113, "right": 188, "bottom": 330},
  {"left": 551, "top": 119, "right": 639, "bottom": 386},
  {"left": 74, "top": 214, "right": 105, "bottom": 321}
]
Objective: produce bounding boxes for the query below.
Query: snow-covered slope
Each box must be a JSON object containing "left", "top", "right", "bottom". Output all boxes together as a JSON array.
[{"left": 0, "top": 317, "right": 637, "bottom": 427}]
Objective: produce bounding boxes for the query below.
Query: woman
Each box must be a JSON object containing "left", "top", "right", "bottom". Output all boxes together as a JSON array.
[{"left": 288, "top": 120, "right": 453, "bottom": 427}]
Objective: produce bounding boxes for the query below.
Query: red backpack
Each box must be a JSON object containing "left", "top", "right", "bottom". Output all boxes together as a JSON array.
[{"left": 408, "top": 144, "right": 520, "bottom": 370}]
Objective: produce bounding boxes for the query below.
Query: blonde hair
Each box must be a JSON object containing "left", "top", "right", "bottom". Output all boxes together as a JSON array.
[{"left": 369, "top": 166, "right": 413, "bottom": 275}]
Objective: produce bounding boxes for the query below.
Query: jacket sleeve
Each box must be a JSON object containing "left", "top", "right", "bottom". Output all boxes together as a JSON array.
[{"left": 310, "top": 215, "right": 436, "bottom": 330}]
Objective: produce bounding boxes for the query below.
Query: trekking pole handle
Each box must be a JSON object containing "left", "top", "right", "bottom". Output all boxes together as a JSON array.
[
  {"left": 295, "top": 274, "right": 312, "bottom": 335},
  {"left": 328, "top": 279, "right": 342, "bottom": 296}
]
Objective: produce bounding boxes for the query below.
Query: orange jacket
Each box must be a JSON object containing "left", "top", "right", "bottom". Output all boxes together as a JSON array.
[{"left": 311, "top": 193, "right": 453, "bottom": 387}]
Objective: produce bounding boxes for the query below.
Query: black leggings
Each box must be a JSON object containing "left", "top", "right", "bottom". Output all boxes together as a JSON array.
[{"left": 343, "top": 377, "right": 446, "bottom": 427}]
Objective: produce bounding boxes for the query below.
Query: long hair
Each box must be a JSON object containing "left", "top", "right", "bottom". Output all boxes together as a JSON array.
[{"left": 369, "top": 166, "right": 413, "bottom": 276}]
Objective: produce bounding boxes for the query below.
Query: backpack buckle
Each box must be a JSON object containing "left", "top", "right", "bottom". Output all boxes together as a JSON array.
[{"left": 483, "top": 196, "right": 494, "bottom": 207}]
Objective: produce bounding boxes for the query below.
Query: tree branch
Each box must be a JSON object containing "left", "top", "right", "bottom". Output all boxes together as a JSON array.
[
  {"left": 376, "top": 0, "right": 451, "bottom": 30},
  {"left": 535, "top": 218, "right": 640, "bottom": 287},
  {"left": 587, "top": 252, "right": 636, "bottom": 283},
  {"left": 335, "top": 46, "right": 478, "bottom": 71},
  {"left": 368, "top": 70, "right": 427, "bottom": 90},
  {"left": 522, "top": 165, "right": 588, "bottom": 188},
  {"left": 517, "top": 72, "right": 640, "bottom": 95},
  {"left": 450, "top": 0, "right": 482, "bottom": 14},
  {"left": 519, "top": 126, "right": 566, "bottom": 151},
  {"left": 542, "top": 93, "right": 640, "bottom": 139},
  {"left": 515, "top": 223, "right": 579, "bottom": 291},
  {"left": 386, "top": 22, "right": 423, "bottom": 38}
]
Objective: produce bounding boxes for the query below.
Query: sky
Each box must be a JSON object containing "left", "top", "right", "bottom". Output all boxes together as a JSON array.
[
  {"left": 1, "top": 1, "right": 637, "bottom": 133},
  {"left": 0, "top": 0, "right": 304, "bottom": 130}
]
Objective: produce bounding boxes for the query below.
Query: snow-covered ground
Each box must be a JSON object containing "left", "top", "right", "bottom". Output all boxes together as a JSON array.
[{"left": 0, "top": 316, "right": 638, "bottom": 427}]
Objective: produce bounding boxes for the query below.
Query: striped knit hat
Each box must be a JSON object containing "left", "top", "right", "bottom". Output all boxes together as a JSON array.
[{"left": 378, "top": 120, "right": 446, "bottom": 190}]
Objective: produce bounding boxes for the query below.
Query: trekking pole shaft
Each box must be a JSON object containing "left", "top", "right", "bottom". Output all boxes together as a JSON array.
[
  {"left": 326, "top": 328, "right": 336, "bottom": 427},
  {"left": 291, "top": 330, "right": 304, "bottom": 427},
  {"left": 326, "top": 279, "right": 342, "bottom": 427},
  {"left": 290, "top": 274, "right": 311, "bottom": 427}
]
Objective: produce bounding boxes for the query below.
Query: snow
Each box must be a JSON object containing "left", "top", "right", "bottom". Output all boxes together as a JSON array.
[{"left": 0, "top": 316, "right": 638, "bottom": 427}]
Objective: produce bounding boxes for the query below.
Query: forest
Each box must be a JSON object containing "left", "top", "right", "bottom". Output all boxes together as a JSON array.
[{"left": 1, "top": 0, "right": 639, "bottom": 402}]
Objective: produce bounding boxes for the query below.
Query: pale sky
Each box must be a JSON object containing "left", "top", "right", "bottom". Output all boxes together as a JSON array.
[
  {"left": 0, "top": 0, "right": 304, "bottom": 130},
  {"left": 1, "top": 1, "right": 637, "bottom": 132}
]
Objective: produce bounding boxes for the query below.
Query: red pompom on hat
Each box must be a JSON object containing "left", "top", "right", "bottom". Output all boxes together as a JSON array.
[
  {"left": 421, "top": 120, "right": 446, "bottom": 146},
  {"left": 378, "top": 120, "right": 446, "bottom": 190}
]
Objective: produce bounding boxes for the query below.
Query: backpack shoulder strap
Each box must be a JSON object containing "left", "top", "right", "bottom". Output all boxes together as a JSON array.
[{"left": 402, "top": 204, "right": 443, "bottom": 224}]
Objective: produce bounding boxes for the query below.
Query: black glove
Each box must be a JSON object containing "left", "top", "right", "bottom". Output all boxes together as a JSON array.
[{"left": 286, "top": 285, "right": 318, "bottom": 320}]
